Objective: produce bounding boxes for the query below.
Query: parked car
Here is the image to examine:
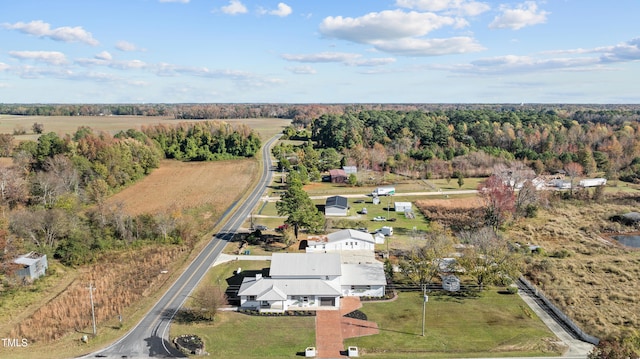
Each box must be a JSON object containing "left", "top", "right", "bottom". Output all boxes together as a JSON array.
[
  {"left": 372, "top": 216, "right": 386, "bottom": 221},
  {"left": 255, "top": 224, "right": 268, "bottom": 231},
  {"left": 355, "top": 227, "right": 368, "bottom": 233}
]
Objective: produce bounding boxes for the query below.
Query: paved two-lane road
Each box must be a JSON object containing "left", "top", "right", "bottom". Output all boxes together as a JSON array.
[{"left": 86, "top": 134, "right": 280, "bottom": 358}]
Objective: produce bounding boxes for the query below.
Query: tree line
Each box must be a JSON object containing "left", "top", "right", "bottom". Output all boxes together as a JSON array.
[{"left": 300, "top": 108, "right": 640, "bottom": 182}]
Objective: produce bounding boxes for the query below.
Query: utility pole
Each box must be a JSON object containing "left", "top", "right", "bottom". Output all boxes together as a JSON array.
[
  {"left": 88, "top": 283, "right": 97, "bottom": 336},
  {"left": 421, "top": 284, "right": 428, "bottom": 337}
]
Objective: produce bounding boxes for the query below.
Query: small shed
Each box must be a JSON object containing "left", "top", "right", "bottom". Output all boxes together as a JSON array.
[
  {"left": 394, "top": 202, "right": 412, "bottom": 213},
  {"left": 325, "top": 196, "right": 348, "bottom": 217},
  {"left": 329, "top": 169, "right": 347, "bottom": 183},
  {"left": 14, "top": 252, "right": 48, "bottom": 280}
]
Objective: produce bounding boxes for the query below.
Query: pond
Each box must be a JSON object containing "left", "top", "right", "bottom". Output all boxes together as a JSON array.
[{"left": 612, "top": 235, "right": 640, "bottom": 248}]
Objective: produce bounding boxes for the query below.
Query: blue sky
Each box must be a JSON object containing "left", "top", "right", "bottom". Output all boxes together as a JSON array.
[{"left": 0, "top": 0, "right": 639, "bottom": 104}]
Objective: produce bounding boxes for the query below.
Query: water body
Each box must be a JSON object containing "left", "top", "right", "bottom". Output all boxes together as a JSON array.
[{"left": 612, "top": 235, "right": 640, "bottom": 248}]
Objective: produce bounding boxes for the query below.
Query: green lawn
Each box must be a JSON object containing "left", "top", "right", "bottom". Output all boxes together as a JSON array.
[{"left": 345, "top": 290, "right": 562, "bottom": 358}]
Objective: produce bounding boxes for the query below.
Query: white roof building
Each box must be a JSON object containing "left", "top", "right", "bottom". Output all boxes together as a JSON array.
[
  {"left": 238, "top": 252, "right": 386, "bottom": 313},
  {"left": 306, "top": 229, "right": 376, "bottom": 253}
]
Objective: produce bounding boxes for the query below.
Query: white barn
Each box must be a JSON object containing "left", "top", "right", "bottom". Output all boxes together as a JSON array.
[{"left": 306, "top": 229, "right": 376, "bottom": 253}]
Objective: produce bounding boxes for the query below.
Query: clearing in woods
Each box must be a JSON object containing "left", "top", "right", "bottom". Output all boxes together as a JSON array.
[{"left": 107, "top": 159, "right": 258, "bottom": 216}]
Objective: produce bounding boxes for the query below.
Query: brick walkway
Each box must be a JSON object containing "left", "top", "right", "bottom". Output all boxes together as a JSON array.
[{"left": 315, "top": 297, "right": 379, "bottom": 358}]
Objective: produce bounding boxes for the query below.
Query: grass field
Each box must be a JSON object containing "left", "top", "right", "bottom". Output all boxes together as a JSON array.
[
  {"left": 345, "top": 290, "right": 562, "bottom": 358},
  {"left": 509, "top": 195, "right": 640, "bottom": 340}
]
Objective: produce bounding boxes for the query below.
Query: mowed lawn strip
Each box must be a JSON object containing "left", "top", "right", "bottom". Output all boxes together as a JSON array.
[{"left": 344, "top": 291, "right": 562, "bottom": 358}]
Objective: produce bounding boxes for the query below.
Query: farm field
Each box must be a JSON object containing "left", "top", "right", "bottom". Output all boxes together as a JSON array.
[
  {"left": 0, "top": 115, "right": 290, "bottom": 141},
  {"left": 107, "top": 158, "right": 257, "bottom": 216}
]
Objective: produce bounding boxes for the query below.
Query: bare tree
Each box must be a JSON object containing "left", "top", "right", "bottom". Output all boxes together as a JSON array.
[
  {"left": 43, "top": 154, "right": 79, "bottom": 194},
  {"left": 493, "top": 162, "right": 535, "bottom": 190},
  {"left": 0, "top": 165, "right": 28, "bottom": 210},
  {"left": 190, "top": 283, "right": 227, "bottom": 321},
  {"left": 10, "top": 208, "right": 70, "bottom": 248},
  {"left": 564, "top": 162, "right": 584, "bottom": 195},
  {"left": 478, "top": 175, "right": 515, "bottom": 231},
  {"left": 399, "top": 233, "right": 454, "bottom": 288},
  {"left": 457, "top": 227, "right": 521, "bottom": 290}
]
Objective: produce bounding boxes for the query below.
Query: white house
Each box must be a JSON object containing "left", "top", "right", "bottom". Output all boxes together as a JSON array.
[
  {"left": 238, "top": 252, "right": 386, "bottom": 313},
  {"left": 306, "top": 229, "right": 376, "bottom": 253}
]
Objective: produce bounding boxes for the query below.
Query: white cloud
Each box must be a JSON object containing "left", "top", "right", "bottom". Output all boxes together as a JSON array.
[
  {"left": 318, "top": 9, "right": 484, "bottom": 57},
  {"left": 281, "top": 52, "right": 396, "bottom": 67},
  {"left": 221, "top": 0, "right": 248, "bottom": 15},
  {"left": 286, "top": 65, "right": 317, "bottom": 74},
  {"left": 598, "top": 38, "right": 640, "bottom": 63},
  {"left": 76, "top": 53, "right": 147, "bottom": 70},
  {"left": 95, "top": 51, "right": 112, "bottom": 61},
  {"left": 9, "top": 50, "right": 68, "bottom": 65},
  {"left": 489, "top": 1, "right": 549, "bottom": 30},
  {"left": 374, "top": 36, "right": 484, "bottom": 56},
  {"left": 0, "top": 63, "right": 9, "bottom": 71},
  {"left": 395, "top": 0, "right": 490, "bottom": 16},
  {"left": 269, "top": 3, "right": 292, "bottom": 17},
  {"left": 2, "top": 20, "right": 99, "bottom": 45},
  {"left": 116, "top": 40, "right": 143, "bottom": 52},
  {"left": 320, "top": 10, "right": 459, "bottom": 44}
]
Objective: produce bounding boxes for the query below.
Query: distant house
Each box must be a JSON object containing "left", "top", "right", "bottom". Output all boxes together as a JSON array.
[
  {"left": 329, "top": 169, "right": 347, "bottom": 183},
  {"left": 14, "top": 252, "right": 48, "bottom": 280},
  {"left": 343, "top": 166, "right": 357, "bottom": 175},
  {"left": 325, "top": 195, "right": 348, "bottom": 217},
  {"left": 238, "top": 252, "right": 386, "bottom": 313},
  {"left": 306, "top": 229, "right": 376, "bottom": 252}
]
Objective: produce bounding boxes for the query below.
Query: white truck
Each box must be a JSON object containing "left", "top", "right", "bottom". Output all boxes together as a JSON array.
[
  {"left": 376, "top": 226, "right": 393, "bottom": 236},
  {"left": 372, "top": 186, "right": 395, "bottom": 196}
]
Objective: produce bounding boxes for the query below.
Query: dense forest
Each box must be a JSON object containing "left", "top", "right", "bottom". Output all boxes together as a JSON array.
[
  {"left": 0, "top": 121, "right": 261, "bottom": 275},
  {"left": 276, "top": 108, "right": 640, "bottom": 183}
]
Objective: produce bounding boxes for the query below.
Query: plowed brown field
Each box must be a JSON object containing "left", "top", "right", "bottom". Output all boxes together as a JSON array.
[{"left": 107, "top": 158, "right": 258, "bottom": 216}]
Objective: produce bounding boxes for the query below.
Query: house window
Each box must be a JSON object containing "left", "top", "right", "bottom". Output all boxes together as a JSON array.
[
  {"left": 247, "top": 295, "right": 256, "bottom": 301},
  {"left": 261, "top": 301, "right": 269, "bottom": 308}
]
